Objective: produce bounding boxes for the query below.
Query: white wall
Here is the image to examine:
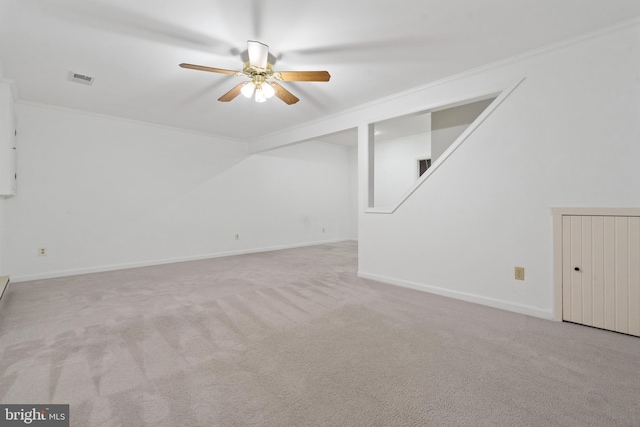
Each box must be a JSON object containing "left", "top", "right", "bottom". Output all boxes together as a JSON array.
[
  {"left": 0, "top": 82, "right": 15, "bottom": 197},
  {"left": 348, "top": 145, "right": 359, "bottom": 240},
  {"left": 374, "top": 134, "right": 431, "bottom": 208},
  {"left": 0, "top": 79, "right": 12, "bottom": 276},
  {"left": 358, "top": 22, "right": 640, "bottom": 318},
  {"left": 0, "top": 199, "right": 5, "bottom": 275},
  {"left": 5, "top": 103, "right": 353, "bottom": 281}
]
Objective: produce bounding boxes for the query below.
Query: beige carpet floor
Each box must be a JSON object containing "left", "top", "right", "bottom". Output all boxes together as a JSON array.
[{"left": 1, "top": 241, "right": 639, "bottom": 426}]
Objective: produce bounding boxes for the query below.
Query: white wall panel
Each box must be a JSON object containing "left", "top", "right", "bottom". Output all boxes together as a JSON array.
[
  {"left": 0, "top": 199, "right": 5, "bottom": 275},
  {"left": 4, "top": 104, "right": 353, "bottom": 281},
  {"left": 356, "top": 22, "right": 640, "bottom": 319},
  {"left": 374, "top": 134, "right": 430, "bottom": 208}
]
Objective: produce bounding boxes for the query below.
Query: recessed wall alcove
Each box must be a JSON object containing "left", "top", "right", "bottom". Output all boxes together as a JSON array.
[{"left": 365, "top": 79, "right": 523, "bottom": 214}]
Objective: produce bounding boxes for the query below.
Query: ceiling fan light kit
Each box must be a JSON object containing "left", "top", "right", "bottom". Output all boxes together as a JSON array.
[{"left": 180, "top": 40, "right": 330, "bottom": 105}]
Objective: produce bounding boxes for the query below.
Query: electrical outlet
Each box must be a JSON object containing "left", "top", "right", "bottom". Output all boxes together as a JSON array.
[
  {"left": 515, "top": 266, "right": 525, "bottom": 281},
  {"left": 38, "top": 247, "right": 47, "bottom": 256},
  {"left": 235, "top": 234, "right": 239, "bottom": 240}
]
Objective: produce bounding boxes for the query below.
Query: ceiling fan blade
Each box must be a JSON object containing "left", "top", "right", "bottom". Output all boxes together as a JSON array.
[
  {"left": 247, "top": 40, "right": 269, "bottom": 69},
  {"left": 274, "top": 71, "right": 331, "bottom": 82},
  {"left": 270, "top": 82, "right": 299, "bottom": 105},
  {"left": 179, "top": 63, "right": 242, "bottom": 75},
  {"left": 218, "top": 82, "right": 249, "bottom": 102}
]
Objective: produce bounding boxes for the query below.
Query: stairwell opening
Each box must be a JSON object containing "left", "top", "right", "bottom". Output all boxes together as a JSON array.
[{"left": 366, "top": 94, "right": 502, "bottom": 213}]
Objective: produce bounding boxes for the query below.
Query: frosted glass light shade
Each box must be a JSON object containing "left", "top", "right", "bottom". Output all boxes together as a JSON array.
[
  {"left": 255, "top": 88, "right": 267, "bottom": 103},
  {"left": 241, "top": 81, "right": 256, "bottom": 98},
  {"left": 262, "top": 82, "right": 275, "bottom": 99}
]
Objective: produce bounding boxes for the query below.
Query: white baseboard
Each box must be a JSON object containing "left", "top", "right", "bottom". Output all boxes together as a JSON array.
[
  {"left": 357, "top": 271, "right": 554, "bottom": 320},
  {"left": 10, "top": 239, "right": 354, "bottom": 283}
]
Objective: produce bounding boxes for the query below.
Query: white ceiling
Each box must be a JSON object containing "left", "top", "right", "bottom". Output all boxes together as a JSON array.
[{"left": 1, "top": 0, "right": 639, "bottom": 143}]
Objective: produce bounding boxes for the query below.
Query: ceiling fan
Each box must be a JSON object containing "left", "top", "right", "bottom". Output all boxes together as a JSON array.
[{"left": 180, "top": 40, "right": 331, "bottom": 105}]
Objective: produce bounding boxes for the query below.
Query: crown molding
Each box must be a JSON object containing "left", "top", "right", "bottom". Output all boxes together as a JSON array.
[{"left": 249, "top": 16, "right": 640, "bottom": 153}]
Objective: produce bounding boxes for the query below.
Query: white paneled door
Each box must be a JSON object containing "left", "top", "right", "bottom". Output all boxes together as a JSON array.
[{"left": 562, "top": 215, "right": 640, "bottom": 336}]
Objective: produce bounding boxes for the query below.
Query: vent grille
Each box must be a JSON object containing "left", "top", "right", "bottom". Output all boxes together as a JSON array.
[{"left": 69, "top": 72, "right": 94, "bottom": 86}]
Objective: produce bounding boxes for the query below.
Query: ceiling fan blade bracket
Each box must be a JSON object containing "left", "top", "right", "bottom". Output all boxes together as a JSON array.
[
  {"left": 274, "top": 71, "right": 331, "bottom": 82},
  {"left": 243, "top": 62, "right": 274, "bottom": 79}
]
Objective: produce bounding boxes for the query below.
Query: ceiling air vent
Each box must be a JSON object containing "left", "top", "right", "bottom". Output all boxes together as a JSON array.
[{"left": 69, "top": 72, "right": 94, "bottom": 86}]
